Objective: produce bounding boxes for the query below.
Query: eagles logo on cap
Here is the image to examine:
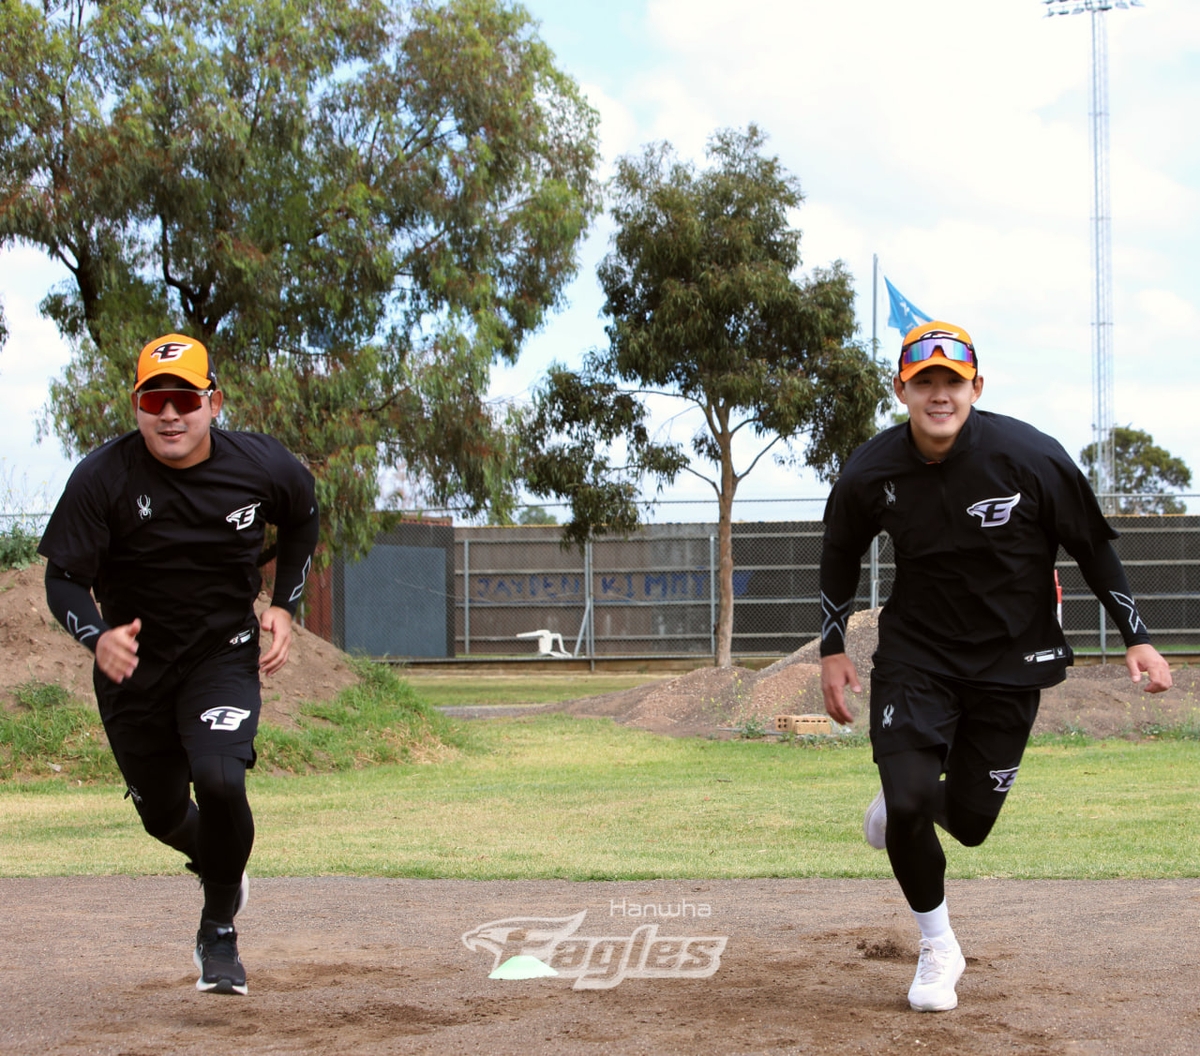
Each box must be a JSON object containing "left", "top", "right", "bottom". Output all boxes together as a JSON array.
[
  {"left": 149, "top": 340, "right": 190, "bottom": 362},
  {"left": 135, "top": 333, "right": 216, "bottom": 391}
]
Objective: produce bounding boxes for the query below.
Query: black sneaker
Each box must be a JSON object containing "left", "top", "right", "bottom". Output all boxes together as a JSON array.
[{"left": 193, "top": 920, "right": 247, "bottom": 995}]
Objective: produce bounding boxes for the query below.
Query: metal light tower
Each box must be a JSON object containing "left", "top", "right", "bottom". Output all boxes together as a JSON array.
[{"left": 1044, "top": 0, "right": 1142, "bottom": 513}]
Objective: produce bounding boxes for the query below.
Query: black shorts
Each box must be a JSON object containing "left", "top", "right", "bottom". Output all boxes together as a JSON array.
[
  {"left": 869, "top": 657, "right": 1040, "bottom": 816},
  {"left": 95, "top": 622, "right": 261, "bottom": 764}
]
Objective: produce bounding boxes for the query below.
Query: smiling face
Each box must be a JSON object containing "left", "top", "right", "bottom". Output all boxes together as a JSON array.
[
  {"left": 894, "top": 365, "right": 984, "bottom": 461},
  {"left": 131, "top": 374, "right": 223, "bottom": 469}
]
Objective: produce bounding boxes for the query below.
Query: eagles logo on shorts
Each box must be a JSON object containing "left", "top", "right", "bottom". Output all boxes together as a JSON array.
[
  {"left": 989, "top": 766, "right": 1019, "bottom": 793},
  {"left": 200, "top": 707, "right": 253, "bottom": 731}
]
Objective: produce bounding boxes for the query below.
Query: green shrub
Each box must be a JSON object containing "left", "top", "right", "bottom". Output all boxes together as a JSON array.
[
  {"left": 0, "top": 662, "right": 464, "bottom": 783},
  {"left": 254, "top": 660, "right": 465, "bottom": 773},
  {"left": 0, "top": 682, "right": 117, "bottom": 782},
  {"left": 0, "top": 525, "right": 40, "bottom": 571}
]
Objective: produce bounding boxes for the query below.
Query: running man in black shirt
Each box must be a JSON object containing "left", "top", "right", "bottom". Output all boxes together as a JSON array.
[
  {"left": 819, "top": 320, "right": 1172, "bottom": 1012},
  {"left": 39, "top": 334, "right": 319, "bottom": 996}
]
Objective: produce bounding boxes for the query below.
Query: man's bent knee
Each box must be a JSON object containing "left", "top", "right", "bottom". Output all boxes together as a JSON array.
[
  {"left": 878, "top": 748, "right": 945, "bottom": 829},
  {"left": 944, "top": 803, "right": 998, "bottom": 847},
  {"left": 190, "top": 753, "right": 249, "bottom": 806},
  {"left": 138, "top": 800, "right": 192, "bottom": 841}
]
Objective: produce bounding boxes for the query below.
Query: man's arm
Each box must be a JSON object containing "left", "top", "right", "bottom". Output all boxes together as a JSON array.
[
  {"left": 817, "top": 467, "right": 880, "bottom": 724},
  {"left": 1040, "top": 448, "right": 1171, "bottom": 692},
  {"left": 1074, "top": 541, "right": 1172, "bottom": 693},
  {"left": 44, "top": 561, "right": 108, "bottom": 650},
  {"left": 819, "top": 537, "right": 869, "bottom": 724},
  {"left": 1123, "top": 643, "right": 1172, "bottom": 693},
  {"left": 44, "top": 561, "right": 140, "bottom": 683},
  {"left": 258, "top": 606, "right": 292, "bottom": 677},
  {"left": 821, "top": 652, "right": 862, "bottom": 725},
  {"left": 259, "top": 490, "right": 320, "bottom": 676}
]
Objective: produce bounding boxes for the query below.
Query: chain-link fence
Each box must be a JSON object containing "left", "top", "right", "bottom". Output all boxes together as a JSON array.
[
  {"left": 15, "top": 497, "right": 1196, "bottom": 663},
  {"left": 440, "top": 508, "right": 1200, "bottom": 661},
  {"left": 0, "top": 512, "right": 50, "bottom": 531},
  {"left": 455, "top": 520, "right": 877, "bottom": 659},
  {"left": 1060, "top": 515, "right": 1200, "bottom": 656}
]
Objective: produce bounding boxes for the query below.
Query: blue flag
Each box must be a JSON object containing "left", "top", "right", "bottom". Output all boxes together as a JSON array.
[{"left": 884, "top": 277, "right": 932, "bottom": 336}]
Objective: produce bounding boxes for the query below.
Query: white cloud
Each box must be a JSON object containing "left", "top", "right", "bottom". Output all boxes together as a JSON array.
[
  {"left": 1130, "top": 287, "right": 1200, "bottom": 332},
  {"left": 580, "top": 81, "right": 642, "bottom": 167},
  {"left": 0, "top": 246, "right": 75, "bottom": 500}
]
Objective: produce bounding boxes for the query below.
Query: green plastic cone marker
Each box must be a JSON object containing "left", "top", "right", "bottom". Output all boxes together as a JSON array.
[{"left": 489, "top": 955, "right": 558, "bottom": 980}]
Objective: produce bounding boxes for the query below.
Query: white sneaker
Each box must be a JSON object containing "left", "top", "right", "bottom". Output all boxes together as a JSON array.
[
  {"left": 863, "top": 789, "right": 887, "bottom": 850},
  {"left": 908, "top": 936, "right": 966, "bottom": 1012}
]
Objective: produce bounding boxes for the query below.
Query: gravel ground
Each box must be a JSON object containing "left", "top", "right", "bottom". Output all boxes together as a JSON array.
[{"left": 2, "top": 876, "right": 1198, "bottom": 1055}]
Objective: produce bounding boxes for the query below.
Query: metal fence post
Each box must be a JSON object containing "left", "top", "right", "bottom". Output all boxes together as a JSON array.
[
  {"left": 586, "top": 540, "right": 595, "bottom": 669},
  {"left": 1098, "top": 599, "right": 1107, "bottom": 663},
  {"left": 462, "top": 537, "right": 470, "bottom": 656},
  {"left": 709, "top": 534, "right": 717, "bottom": 659},
  {"left": 869, "top": 535, "right": 880, "bottom": 610}
]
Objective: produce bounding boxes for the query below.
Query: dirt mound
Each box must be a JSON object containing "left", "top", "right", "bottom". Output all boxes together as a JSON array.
[
  {"left": 564, "top": 666, "right": 756, "bottom": 737},
  {"left": 0, "top": 563, "right": 360, "bottom": 729},
  {"left": 566, "top": 608, "right": 1200, "bottom": 739}
]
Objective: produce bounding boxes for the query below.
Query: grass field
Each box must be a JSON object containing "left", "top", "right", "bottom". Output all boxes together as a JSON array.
[
  {"left": 397, "top": 671, "right": 674, "bottom": 708},
  {"left": 2, "top": 700, "right": 1198, "bottom": 880}
]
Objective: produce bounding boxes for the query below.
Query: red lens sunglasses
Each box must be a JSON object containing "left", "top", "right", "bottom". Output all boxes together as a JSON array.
[{"left": 136, "top": 389, "right": 213, "bottom": 415}]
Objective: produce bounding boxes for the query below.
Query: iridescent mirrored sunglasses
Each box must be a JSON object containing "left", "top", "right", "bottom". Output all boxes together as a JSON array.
[{"left": 900, "top": 336, "right": 975, "bottom": 369}]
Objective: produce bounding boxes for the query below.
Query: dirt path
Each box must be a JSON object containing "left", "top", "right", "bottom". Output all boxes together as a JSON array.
[{"left": 2, "top": 876, "right": 1198, "bottom": 1055}]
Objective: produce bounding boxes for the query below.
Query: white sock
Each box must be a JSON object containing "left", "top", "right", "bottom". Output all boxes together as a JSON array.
[{"left": 912, "top": 900, "right": 955, "bottom": 944}]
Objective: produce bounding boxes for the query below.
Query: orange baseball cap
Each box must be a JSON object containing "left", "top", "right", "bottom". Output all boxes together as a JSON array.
[
  {"left": 135, "top": 334, "right": 216, "bottom": 391},
  {"left": 898, "top": 321, "right": 977, "bottom": 382}
]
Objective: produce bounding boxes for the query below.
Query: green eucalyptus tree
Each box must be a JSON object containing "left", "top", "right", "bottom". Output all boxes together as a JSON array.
[
  {"left": 0, "top": 0, "right": 599, "bottom": 554},
  {"left": 1080, "top": 427, "right": 1192, "bottom": 514},
  {"left": 522, "top": 126, "right": 889, "bottom": 667}
]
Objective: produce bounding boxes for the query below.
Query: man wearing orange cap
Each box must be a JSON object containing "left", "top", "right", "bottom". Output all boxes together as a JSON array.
[
  {"left": 39, "top": 334, "right": 319, "bottom": 996},
  {"left": 819, "top": 321, "right": 1172, "bottom": 1012}
]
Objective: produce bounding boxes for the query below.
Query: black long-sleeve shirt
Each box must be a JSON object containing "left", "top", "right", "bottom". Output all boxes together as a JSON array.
[
  {"left": 819, "top": 409, "right": 1150, "bottom": 689},
  {"left": 39, "top": 427, "right": 319, "bottom": 692}
]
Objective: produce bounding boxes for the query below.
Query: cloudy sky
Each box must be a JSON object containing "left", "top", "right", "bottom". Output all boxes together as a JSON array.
[{"left": 3, "top": 0, "right": 1197, "bottom": 520}]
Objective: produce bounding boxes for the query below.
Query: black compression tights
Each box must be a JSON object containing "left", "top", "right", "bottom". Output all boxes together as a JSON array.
[
  {"left": 117, "top": 750, "right": 254, "bottom": 887},
  {"left": 877, "top": 748, "right": 999, "bottom": 913}
]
